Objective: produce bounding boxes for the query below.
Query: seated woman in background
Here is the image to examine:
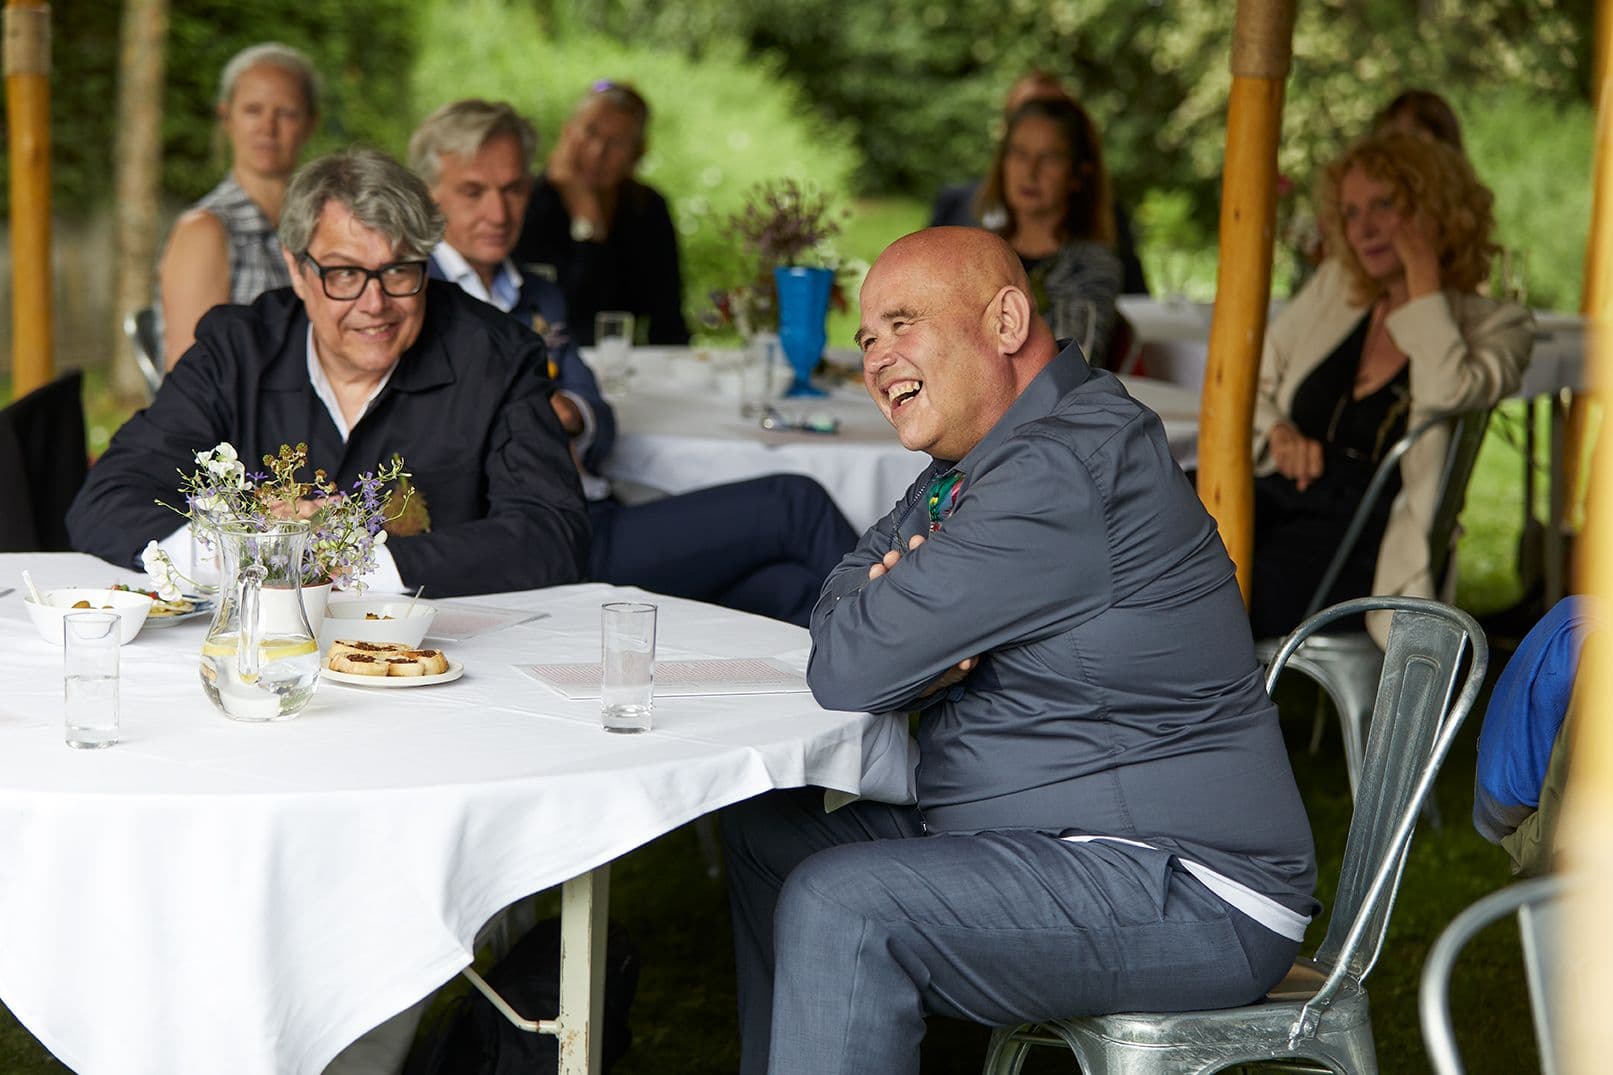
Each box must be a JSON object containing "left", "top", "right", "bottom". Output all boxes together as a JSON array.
[
  {"left": 512, "top": 80, "right": 690, "bottom": 345},
  {"left": 1372, "top": 88, "right": 1464, "bottom": 152},
  {"left": 1250, "top": 129, "right": 1533, "bottom": 640},
  {"left": 977, "top": 96, "right": 1123, "bottom": 363},
  {"left": 156, "top": 42, "right": 319, "bottom": 368}
]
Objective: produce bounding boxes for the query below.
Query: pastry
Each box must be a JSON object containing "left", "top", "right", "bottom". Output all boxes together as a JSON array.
[
  {"left": 384, "top": 657, "right": 427, "bottom": 677},
  {"left": 330, "top": 652, "right": 389, "bottom": 677},
  {"left": 401, "top": 648, "right": 449, "bottom": 676}
]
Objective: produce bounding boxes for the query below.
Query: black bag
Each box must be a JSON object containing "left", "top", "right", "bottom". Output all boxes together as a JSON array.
[{"left": 403, "top": 917, "right": 639, "bottom": 1075}]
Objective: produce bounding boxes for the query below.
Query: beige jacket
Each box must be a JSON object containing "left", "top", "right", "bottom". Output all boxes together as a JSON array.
[{"left": 1254, "top": 259, "right": 1535, "bottom": 645}]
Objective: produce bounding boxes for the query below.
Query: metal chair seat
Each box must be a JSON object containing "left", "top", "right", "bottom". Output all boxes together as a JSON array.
[{"left": 983, "top": 596, "right": 1488, "bottom": 1075}]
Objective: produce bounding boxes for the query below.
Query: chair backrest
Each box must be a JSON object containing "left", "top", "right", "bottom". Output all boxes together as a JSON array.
[
  {"left": 123, "top": 306, "right": 165, "bottom": 398},
  {"left": 1264, "top": 596, "right": 1488, "bottom": 1037},
  {"left": 1303, "top": 405, "right": 1494, "bottom": 621},
  {"left": 1420, "top": 875, "right": 1567, "bottom": 1075},
  {"left": 0, "top": 370, "right": 88, "bottom": 552}
]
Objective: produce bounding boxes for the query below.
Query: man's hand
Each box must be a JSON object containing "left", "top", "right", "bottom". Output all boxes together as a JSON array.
[
  {"left": 868, "top": 532, "right": 926, "bottom": 580},
  {"left": 551, "top": 393, "right": 585, "bottom": 438},
  {"left": 865, "top": 532, "right": 981, "bottom": 698},
  {"left": 1268, "top": 421, "right": 1325, "bottom": 492}
]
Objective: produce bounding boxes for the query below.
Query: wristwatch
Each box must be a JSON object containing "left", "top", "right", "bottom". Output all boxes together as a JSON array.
[{"left": 569, "top": 216, "right": 597, "bottom": 243}]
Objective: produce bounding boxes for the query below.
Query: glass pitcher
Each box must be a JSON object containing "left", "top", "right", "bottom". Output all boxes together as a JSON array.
[{"left": 200, "top": 520, "right": 321, "bottom": 722}]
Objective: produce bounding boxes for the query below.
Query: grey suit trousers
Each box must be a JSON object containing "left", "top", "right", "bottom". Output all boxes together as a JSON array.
[{"left": 723, "top": 787, "right": 1299, "bottom": 1075}]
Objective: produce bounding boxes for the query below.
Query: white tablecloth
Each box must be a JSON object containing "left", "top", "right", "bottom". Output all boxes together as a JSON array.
[
  {"left": 596, "top": 348, "right": 1203, "bottom": 532},
  {"left": 1115, "top": 295, "right": 1589, "bottom": 399},
  {"left": 0, "top": 553, "right": 909, "bottom": 1075}
]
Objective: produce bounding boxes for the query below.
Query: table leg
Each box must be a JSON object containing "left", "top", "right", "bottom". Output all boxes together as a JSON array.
[
  {"left": 459, "top": 862, "right": 611, "bottom": 1075},
  {"left": 557, "top": 864, "right": 611, "bottom": 1075}
]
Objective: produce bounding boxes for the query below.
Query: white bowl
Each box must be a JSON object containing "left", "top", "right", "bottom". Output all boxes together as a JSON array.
[
  {"left": 26, "top": 587, "right": 154, "bottom": 646},
  {"left": 319, "top": 596, "right": 436, "bottom": 651}
]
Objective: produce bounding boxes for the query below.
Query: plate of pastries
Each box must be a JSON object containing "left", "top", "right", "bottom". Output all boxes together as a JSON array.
[{"left": 322, "top": 640, "right": 463, "bottom": 687}]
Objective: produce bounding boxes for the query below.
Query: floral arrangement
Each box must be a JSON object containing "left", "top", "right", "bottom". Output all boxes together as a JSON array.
[
  {"left": 142, "top": 442, "right": 413, "bottom": 597},
  {"left": 708, "top": 178, "right": 850, "bottom": 336}
]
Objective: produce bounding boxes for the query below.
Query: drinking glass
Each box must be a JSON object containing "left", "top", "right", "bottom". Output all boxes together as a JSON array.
[
  {"left": 594, "top": 311, "right": 636, "bottom": 392},
  {"left": 64, "top": 611, "right": 119, "bottom": 748},
  {"left": 740, "top": 332, "right": 781, "bottom": 418},
  {"left": 601, "top": 601, "right": 656, "bottom": 733}
]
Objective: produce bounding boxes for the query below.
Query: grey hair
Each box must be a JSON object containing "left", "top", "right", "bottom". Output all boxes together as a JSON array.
[
  {"left": 408, "top": 99, "right": 539, "bottom": 187},
  {"left": 217, "top": 42, "right": 321, "bottom": 115},
  {"left": 279, "top": 147, "right": 445, "bottom": 260}
]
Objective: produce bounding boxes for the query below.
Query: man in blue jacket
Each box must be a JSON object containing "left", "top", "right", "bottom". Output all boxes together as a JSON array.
[
  {"left": 410, "top": 99, "right": 856, "bottom": 626},
  {"left": 723, "top": 228, "right": 1317, "bottom": 1074},
  {"left": 68, "top": 147, "right": 589, "bottom": 597}
]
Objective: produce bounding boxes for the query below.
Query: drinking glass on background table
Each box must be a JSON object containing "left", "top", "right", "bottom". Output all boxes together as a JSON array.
[
  {"left": 601, "top": 601, "right": 656, "bottom": 733},
  {"left": 740, "top": 331, "right": 781, "bottom": 418},
  {"left": 63, "top": 611, "right": 119, "bottom": 749},
  {"left": 594, "top": 311, "right": 636, "bottom": 391}
]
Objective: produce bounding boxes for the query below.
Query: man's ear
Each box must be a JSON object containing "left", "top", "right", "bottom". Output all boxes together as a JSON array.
[
  {"left": 993, "top": 285, "right": 1033, "bottom": 353},
  {"left": 283, "top": 248, "right": 307, "bottom": 301}
]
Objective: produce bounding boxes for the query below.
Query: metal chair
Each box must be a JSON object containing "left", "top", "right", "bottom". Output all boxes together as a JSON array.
[
  {"left": 982, "top": 595, "right": 1488, "bottom": 1075},
  {"left": 1420, "top": 875, "right": 1567, "bottom": 1075},
  {"left": 122, "top": 305, "right": 165, "bottom": 398},
  {"left": 1255, "top": 405, "right": 1493, "bottom": 797}
]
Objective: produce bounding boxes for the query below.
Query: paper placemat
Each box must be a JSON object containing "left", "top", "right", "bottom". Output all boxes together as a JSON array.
[
  {"left": 519, "top": 657, "right": 808, "bottom": 700},
  {"left": 427, "top": 604, "right": 548, "bottom": 642}
]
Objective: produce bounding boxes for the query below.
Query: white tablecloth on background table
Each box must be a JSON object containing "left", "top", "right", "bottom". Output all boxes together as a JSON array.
[
  {"left": 0, "top": 553, "right": 910, "bottom": 1075},
  {"left": 594, "top": 348, "right": 1204, "bottom": 532},
  {"left": 1115, "top": 296, "right": 1589, "bottom": 398}
]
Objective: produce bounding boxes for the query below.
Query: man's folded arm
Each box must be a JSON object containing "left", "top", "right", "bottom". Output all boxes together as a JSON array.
[{"left": 807, "top": 437, "right": 1109, "bottom": 713}]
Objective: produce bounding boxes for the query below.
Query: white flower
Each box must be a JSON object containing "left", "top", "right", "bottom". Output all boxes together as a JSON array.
[{"left": 140, "top": 541, "right": 184, "bottom": 601}]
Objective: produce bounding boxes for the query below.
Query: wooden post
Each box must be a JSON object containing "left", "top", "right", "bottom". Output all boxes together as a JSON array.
[
  {"left": 1560, "top": 3, "right": 1613, "bottom": 1067},
  {"left": 4, "top": 0, "right": 53, "bottom": 395},
  {"left": 111, "top": 0, "right": 169, "bottom": 402},
  {"left": 1197, "top": 0, "right": 1296, "bottom": 600}
]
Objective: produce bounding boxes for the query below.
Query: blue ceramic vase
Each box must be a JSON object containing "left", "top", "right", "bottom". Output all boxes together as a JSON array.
[{"left": 773, "top": 265, "right": 833, "bottom": 397}]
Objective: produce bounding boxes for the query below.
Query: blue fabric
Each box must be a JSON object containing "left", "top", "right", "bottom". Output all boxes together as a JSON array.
[
  {"left": 587, "top": 475, "right": 855, "bottom": 628},
  {"left": 724, "top": 787, "right": 1299, "bottom": 1075},
  {"left": 1474, "top": 597, "right": 1593, "bottom": 840}
]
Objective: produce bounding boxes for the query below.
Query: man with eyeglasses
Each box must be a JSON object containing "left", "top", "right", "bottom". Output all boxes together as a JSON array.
[
  {"left": 68, "top": 147, "right": 589, "bottom": 598},
  {"left": 409, "top": 99, "right": 856, "bottom": 627}
]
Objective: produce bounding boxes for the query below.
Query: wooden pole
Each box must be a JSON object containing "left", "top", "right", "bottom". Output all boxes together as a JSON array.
[
  {"left": 111, "top": 0, "right": 169, "bottom": 402},
  {"left": 4, "top": 0, "right": 53, "bottom": 395},
  {"left": 1560, "top": 3, "right": 1613, "bottom": 1069},
  {"left": 1197, "top": 0, "right": 1296, "bottom": 600}
]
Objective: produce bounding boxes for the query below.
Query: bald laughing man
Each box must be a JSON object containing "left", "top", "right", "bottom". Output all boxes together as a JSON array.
[{"left": 722, "top": 228, "right": 1318, "bottom": 1075}]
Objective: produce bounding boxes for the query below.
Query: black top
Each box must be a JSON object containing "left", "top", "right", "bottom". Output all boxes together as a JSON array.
[
  {"left": 1289, "top": 312, "right": 1412, "bottom": 498},
  {"left": 512, "top": 175, "right": 691, "bottom": 346}
]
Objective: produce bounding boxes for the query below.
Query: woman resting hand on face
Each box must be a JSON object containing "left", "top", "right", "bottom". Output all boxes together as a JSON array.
[
  {"left": 1249, "top": 129, "right": 1534, "bottom": 642},
  {"left": 156, "top": 42, "right": 319, "bottom": 369}
]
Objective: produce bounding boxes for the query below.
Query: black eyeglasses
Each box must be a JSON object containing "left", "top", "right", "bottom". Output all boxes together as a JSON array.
[{"left": 299, "top": 253, "right": 428, "bottom": 301}]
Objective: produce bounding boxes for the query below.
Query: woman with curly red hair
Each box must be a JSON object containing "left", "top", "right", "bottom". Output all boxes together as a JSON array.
[{"left": 1249, "top": 129, "right": 1534, "bottom": 639}]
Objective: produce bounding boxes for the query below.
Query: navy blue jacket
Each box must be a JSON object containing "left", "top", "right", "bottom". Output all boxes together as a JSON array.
[{"left": 67, "top": 281, "right": 589, "bottom": 597}]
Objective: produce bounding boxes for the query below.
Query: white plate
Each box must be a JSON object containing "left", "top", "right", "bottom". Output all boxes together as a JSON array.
[
  {"left": 143, "top": 598, "right": 216, "bottom": 629},
  {"left": 321, "top": 658, "right": 464, "bottom": 689}
]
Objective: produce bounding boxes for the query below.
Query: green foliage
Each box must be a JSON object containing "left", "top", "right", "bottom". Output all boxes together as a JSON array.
[
  {"left": 0, "top": 0, "right": 418, "bottom": 215},
  {"left": 410, "top": 0, "right": 859, "bottom": 344},
  {"left": 1458, "top": 87, "right": 1594, "bottom": 311}
]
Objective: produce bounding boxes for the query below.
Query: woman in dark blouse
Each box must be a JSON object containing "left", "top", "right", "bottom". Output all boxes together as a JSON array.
[{"left": 1250, "top": 130, "right": 1534, "bottom": 639}]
